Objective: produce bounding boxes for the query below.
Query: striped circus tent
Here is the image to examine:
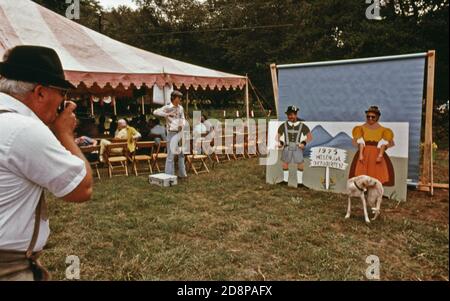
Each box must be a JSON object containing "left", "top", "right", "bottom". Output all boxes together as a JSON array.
[{"left": 0, "top": 0, "right": 247, "bottom": 92}]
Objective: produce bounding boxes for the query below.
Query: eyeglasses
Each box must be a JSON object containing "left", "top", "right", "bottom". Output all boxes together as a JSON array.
[
  {"left": 366, "top": 115, "right": 377, "bottom": 120},
  {"left": 48, "top": 86, "right": 69, "bottom": 99},
  {"left": 34, "top": 85, "right": 69, "bottom": 99}
]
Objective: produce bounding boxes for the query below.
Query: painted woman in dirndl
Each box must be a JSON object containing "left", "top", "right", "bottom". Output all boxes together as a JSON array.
[{"left": 349, "top": 106, "right": 396, "bottom": 186}]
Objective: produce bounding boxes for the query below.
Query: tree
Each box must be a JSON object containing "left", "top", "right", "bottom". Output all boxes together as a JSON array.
[
  {"left": 32, "top": 0, "right": 449, "bottom": 106},
  {"left": 33, "top": 0, "right": 104, "bottom": 30}
]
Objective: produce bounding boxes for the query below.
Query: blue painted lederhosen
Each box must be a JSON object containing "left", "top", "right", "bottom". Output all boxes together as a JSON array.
[{"left": 281, "top": 122, "right": 304, "bottom": 164}]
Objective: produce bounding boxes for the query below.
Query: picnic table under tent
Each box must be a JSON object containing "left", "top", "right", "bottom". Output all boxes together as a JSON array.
[{"left": 0, "top": 0, "right": 250, "bottom": 117}]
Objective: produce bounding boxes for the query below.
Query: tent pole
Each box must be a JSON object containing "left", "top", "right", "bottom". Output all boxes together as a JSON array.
[
  {"left": 141, "top": 96, "right": 145, "bottom": 115},
  {"left": 419, "top": 50, "right": 436, "bottom": 195},
  {"left": 248, "top": 78, "right": 267, "bottom": 116},
  {"left": 186, "top": 90, "right": 189, "bottom": 118},
  {"left": 90, "top": 96, "right": 94, "bottom": 116},
  {"left": 113, "top": 96, "right": 117, "bottom": 116},
  {"left": 245, "top": 75, "right": 250, "bottom": 128},
  {"left": 163, "top": 85, "right": 167, "bottom": 105},
  {"left": 270, "top": 64, "right": 279, "bottom": 118}
]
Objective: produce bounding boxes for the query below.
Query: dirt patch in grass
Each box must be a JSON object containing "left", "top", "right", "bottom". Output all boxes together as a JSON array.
[
  {"left": 385, "top": 189, "right": 449, "bottom": 225},
  {"left": 434, "top": 150, "right": 449, "bottom": 184}
]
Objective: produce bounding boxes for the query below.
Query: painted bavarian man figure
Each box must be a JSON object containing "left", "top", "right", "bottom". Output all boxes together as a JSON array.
[{"left": 276, "top": 105, "right": 313, "bottom": 184}]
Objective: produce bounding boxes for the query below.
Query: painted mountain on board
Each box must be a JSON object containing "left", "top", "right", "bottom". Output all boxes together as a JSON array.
[{"left": 304, "top": 125, "right": 354, "bottom": 157}]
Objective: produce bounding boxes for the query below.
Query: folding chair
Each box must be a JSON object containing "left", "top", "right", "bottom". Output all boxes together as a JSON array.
[
  {"left": 197, "top": 136, "right": 216, "bottom": 169},
  {"left": 111, "top": 138, "right": 127, "bottom": 143},
  {"left": 105, "top": 142, "right": 129, "bottom": 178},
  {"left": 245, "top": 131, "right": 259, "bottom": 158},
  {"left": 152, "top": 141, "right": 168, "bottom": 172},
  {"left": 80, "top": 145, "right": 101, "bottom": 179},
  {"left": 213, "top": 134, "right": 235, "bottom": 163},
  {"left": 233, "top": 132, "right": 247, "bottom": 160},
  {"left": 186, "top": 139, "right": 210, "bottom": 175},
  {"left": 132, "top": 141, "right": 155, "bottom": 176}
]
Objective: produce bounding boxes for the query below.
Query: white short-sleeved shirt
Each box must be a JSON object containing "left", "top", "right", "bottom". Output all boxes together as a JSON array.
[
  {"left": 153, "top": 104, "right": 186, "bottom": 132},
  {"left": 0, "top": 93, "right": 87, "bottom": 252}
]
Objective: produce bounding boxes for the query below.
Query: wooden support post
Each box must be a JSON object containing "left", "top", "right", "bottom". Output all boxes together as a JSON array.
[
  {"left": 163, "top": 85, "right": 167, "bottom": 105},
  {"left": 270, "top": 64, "right": 280, "bottom": 118},
  {"left": 245, "top": 75, "right": 250, "bottom": 128},
  {"left": 420, "top": 183, "right": 449, "bottom": 190},
  {"left": 141, "top": 96, "right": 145, "bottom": 115},
  {"left": 186, "top": 90, "right": 189, "bottom": 119},
  {"left": 113, "top": 96, "right": 117, "bottom": 116},
  {"left": 325, "top": 167, "right": 330, "bottom": 190},
  {"left": 420, "top": 50, "right": 436, "bottom": 195},
  {"left": 90, "top": 96, "right": 94, "bottom": 116}
]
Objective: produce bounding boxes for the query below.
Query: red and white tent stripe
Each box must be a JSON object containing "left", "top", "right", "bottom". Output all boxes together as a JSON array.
[{"left": 0, "top": 0, "right": 246, "bottom": 90}]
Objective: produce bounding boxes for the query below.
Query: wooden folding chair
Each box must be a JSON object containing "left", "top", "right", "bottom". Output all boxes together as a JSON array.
[
  {"left": 213, "top": 134, "right": 236, "bottom": 163},
  {"left": 132, "top": 141, "right": 155, "bottom": 176},
  {"left": 80, "top": 145, "right": 101, "bottom": 179},
  {"left": 186, "top": 139, "right": 210, "bottom": 175},
  {"left": 196, "top": 136, "right": 216, "bottom": 168},
  {"left": 151, "top": 141, "right": 168, "bottom": 172},
  {"left": 111, "top": 138, "right": 127, "bottom": 143},
  {"left": 245, "top": 131, "right": 259, "bottom": 158},
  {"left": 105, "top": 142, "right": 129, "bottom": 178},
  {"left": 233, "top": 132, "right": 247, "bottom": 160}
]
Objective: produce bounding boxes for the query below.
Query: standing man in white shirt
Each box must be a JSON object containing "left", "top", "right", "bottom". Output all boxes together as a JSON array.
[
  {"left": 153, "top": 91, "right": 187, "bottom": 178},
  {"left": 0, "top": 46, "right": 93, "bottom": 281}
]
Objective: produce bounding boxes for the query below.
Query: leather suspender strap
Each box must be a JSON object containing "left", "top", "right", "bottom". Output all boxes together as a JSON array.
[
  {"left": 296, "top": 123, "right": 304, "bottom": 144},
  {"left": 284, "top": 122, "right": 304, "bottom": 146},
  {"left": 26, "top": 192, "right": 50, "bottom": 281},
  {"left": 284, "top": 122, "right": 288, "bottom": 145},
  {"left": 26, "top": 192, "right": 45, "bottom": 258}
]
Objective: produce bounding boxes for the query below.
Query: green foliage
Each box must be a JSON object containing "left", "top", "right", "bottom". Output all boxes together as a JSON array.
[{"left": 32, "top": 0, "right": 448, "bottom": 108}]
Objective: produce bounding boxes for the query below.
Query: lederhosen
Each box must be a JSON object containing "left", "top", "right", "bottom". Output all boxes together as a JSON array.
[
  {"left": 0, "top": 110, "right": 50, "bottom": 281},
  {"left": 281, "top": 122, "right": 304, "bottom": 164}
]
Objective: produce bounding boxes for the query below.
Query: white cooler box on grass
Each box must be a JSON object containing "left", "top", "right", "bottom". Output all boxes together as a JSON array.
[{"left": 149, "top": 173, "right": 178, "bottom": 187}]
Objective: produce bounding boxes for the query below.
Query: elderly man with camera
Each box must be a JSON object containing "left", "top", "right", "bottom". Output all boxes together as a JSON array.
[{"left": 0, "top": 46, "right": 93, "bottom": 281}]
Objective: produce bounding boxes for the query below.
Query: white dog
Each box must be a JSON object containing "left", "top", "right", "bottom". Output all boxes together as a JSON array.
[{"left": 345, "top": 175, "right": 384, "bottom": 223}]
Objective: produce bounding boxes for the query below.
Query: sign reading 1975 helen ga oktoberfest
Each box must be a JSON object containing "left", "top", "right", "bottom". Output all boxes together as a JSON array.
[
  {"left": 266, "top": 121, "right": 409, "bottom": 202},
  {"left": 309, "top": 147, "right": 348, "bottom": 190}
]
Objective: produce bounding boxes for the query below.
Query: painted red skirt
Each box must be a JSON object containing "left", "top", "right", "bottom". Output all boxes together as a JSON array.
[{"left": 349, "top": 143, "right": 395, "bottom": 186}]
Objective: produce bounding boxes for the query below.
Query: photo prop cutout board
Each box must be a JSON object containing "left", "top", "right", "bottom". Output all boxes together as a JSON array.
[
  {"left": 277, "top": 54, "right": 426, "bottom": 182},
  {"left": 266, "top": 121, "right": 409, "bottom": 202}
]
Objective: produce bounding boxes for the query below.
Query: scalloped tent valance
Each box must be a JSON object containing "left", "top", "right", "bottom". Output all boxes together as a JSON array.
[
  {"left": 64, "top": 71, "right": 246, "bottom": 92},
  {"left": 0, "top": 0, "right": 247, "bottom": 92}
]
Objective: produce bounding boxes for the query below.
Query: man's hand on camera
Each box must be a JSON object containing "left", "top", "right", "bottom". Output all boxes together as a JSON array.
[{"left": 51, "top": 101, "right": 77, "bottom": 140}]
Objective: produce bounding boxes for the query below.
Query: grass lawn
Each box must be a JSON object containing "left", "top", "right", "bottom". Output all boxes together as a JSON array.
[{"left": 43, "top": 151, "right": 449, "bottom": 281}]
